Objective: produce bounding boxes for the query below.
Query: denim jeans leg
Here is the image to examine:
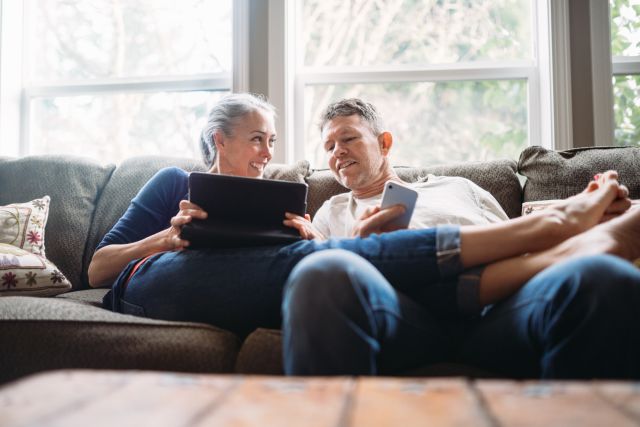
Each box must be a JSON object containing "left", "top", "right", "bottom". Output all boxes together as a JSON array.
[
  {"left": 457, "top": 254, "right": 640, "bottom": 379},
  {"left": 282, "top": 249, "right": 450, "bottom": 376},
  {"left": 119, "top": 226, "right": 467, "bottom": 336},
  {"left": 122, "top": 246, "right": 290, "bottom": 335}
]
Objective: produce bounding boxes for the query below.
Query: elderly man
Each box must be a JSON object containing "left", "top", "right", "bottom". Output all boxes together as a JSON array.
[
  {"left": 281, "top": 98, "right": 640, "bottom": 379},
  {"left": 285, "top": 98, "right": 507, "bottom": 240}
]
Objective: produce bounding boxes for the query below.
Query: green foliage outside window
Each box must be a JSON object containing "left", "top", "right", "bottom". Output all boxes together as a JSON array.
[{"left": 610, "top": 0, "right": 640, "bottom": 147}]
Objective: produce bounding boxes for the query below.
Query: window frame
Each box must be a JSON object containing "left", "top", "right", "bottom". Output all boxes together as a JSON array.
[
  {"left": 269, "top": 0, "right": 575, "bottom": 166},
  {"left": 589, "top": 0, "right": 640, "bottom": 147},
  {"left": 0, "top": 0, "right": 249, "bottom": 158}
]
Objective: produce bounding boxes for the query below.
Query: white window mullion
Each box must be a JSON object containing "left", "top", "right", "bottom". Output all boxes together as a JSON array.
[
  {"left": 24, "top": 74, "right": 231, "bottom": 98},
  {"left": 0, "top": 0, "right": 24, "bottom": 157},
  {"left": 293, "top": 75, "right": 305, "bottom": 164},
  {"left": 527, "top": 65, "right": 543, "bottom": 150},
  {"left": 268, "top": 0, "right": 296, "bottom": 164},
  {"left": 613, "top": 57, "right": 640, "bottom": 75},
  {"left": 300, "top": 62, "right": 533, "bottom": 85},
  {"left": 532, "top": 0, "right": 551, "bottom": 149},
  {"left": 233, "top": 0, "right": 250, "bottom": 93},
  {"left": 590, "top": 0, "right": 614, "bottom": 146},
  {"left": 19, "top": 90, "right": 30, "bottom": 157},
  {"left": 546, "top": 0, "right": 573, "bottom": 151}
]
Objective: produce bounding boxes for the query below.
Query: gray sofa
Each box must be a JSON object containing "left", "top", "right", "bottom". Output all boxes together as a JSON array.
[{"left": 1, "top": 146, "right": 639, "bottom": 384}]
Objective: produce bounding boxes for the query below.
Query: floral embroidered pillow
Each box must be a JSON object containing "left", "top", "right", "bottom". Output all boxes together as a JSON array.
[
  {"left": 0, "top": 197, "right": 70, "bottom": 296},
  {"left": 0, "top": 196, "right": 50, "bottom": 257},
  {"left": 521, "top": 200, "right": 561, "bottom": 216},
  {"left": 0, "top": 243, "right": 71, "bottom": 296},
  {"left": 522, "top": 199, "right": 640, "bottom": 216}
]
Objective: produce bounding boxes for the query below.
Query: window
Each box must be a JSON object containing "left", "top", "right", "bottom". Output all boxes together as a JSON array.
[
  {"left": 610, "top": 0, "right": 640, "bottom": 147},
  {"left": 293, "top": 0, "right": 538, "bottom": 168},
  {"left": 1, "top": 0, "right": 236, "bottom": 163}
]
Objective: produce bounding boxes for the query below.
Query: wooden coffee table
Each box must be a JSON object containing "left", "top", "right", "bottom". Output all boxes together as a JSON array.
[{"left": 1, "top": 370, "right": 639, "bottom": 426}]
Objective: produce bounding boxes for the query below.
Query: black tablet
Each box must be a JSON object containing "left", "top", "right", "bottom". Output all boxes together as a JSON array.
[{"left": 180, "top": 172, "right": 308, "bottom": 247}]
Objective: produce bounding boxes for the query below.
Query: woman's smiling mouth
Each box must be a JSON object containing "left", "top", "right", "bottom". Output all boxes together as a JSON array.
[{"left": 250, "top": 161, "right": 266, "bottom": 172}]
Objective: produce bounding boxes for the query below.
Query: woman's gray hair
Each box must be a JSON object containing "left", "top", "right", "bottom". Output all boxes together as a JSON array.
[{"left": 200, "top": 93, "right": 276, "bottom": 168}]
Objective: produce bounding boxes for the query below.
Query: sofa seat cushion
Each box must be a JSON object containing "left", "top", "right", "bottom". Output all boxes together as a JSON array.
[
  {"left": 55, "top": 288, "right": 110, "bottom": 307},
  {"left": 0, "top": 296, "right": 240, "bottom": 384},
  {"left": 235, "top": 328, "right": 499, "bottom": 378},
  {"left": 235, "top": 328, "right": 284, "bottom": 375},
  {"left": 518, "top": 146, "right": 640, "bottom": 202}
]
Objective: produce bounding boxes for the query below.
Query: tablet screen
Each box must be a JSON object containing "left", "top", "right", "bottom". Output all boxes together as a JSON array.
[{"left": 188, "top": 172, "right": 308, "bottom": 227}]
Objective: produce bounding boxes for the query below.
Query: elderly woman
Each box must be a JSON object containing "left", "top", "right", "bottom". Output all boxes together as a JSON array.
[{"left": 88, "top": 93, "right": 276, "bottom": 288}]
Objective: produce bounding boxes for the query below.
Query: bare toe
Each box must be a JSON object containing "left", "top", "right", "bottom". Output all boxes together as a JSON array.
[{"left": 599, "top": 170, "right": 619, "bottom": 184}]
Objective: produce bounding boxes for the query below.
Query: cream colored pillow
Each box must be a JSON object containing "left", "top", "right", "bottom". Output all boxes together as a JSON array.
[
  {"left": 0, "top": 196, "right": 50, "bottom": 256},
  {"left": 0, "top": 243, "right": 71, "bottom": 296},
  {"left": 521, "top": 200, "right": 561, "bottom": 216},
  {"left": 522, "top": 199, "right": 640, "bottom": 216},
  {"left": 0, "top": 197, "right": 71, "bottom": 296}
]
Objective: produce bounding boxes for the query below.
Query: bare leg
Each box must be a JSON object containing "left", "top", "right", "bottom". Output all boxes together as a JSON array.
[
  {"left": 459, "top": 172, "right": 627, "bottom": 268},
  {"left": 478, "top": 206, "right": 640, "bottom": 306}
]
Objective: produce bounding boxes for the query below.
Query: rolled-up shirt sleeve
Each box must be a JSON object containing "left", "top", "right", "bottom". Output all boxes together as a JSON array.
[{"left": 435, "top": 225, "right": 485, "bottom": 317}]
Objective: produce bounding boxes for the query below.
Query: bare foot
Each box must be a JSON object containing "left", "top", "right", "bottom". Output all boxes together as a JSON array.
[
  {"left": 580, "top": 171, "right": 631, "bottom": 221},
  {"left": 533, "top": 171, "right": 627, "bottom": 244},
  {"left": 549, "top": 207, "right": 640, "bottom": 263}
]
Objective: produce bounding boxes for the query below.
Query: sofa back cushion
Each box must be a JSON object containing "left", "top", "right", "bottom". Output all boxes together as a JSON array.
[
  {"left": 82, "top": 156, "right": 206, "bottom": 289},
  {"left": 518, "top": 146, "right": 640, "bottom": 201},
  {"left": 0, "top": 156, "right": 114, "bottom": 289},
  {"left": 82, "top": 157, "right": 310, "bottom": 289},
  {"left": 307, "top": 159, "right": 521, "bottom": 219}
]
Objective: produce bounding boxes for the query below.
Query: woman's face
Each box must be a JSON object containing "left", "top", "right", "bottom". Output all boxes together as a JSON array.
[{"left": 214, "top": 109, "right": 276, "bottom": 178}]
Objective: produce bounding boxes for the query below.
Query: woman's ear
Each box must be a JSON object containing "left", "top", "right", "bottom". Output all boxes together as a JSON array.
[
  {"left": 213, "top": 131, "right": 225, "bottom": 152},
  {"left": 379, "top": 131, "right": 393, "bottom": 155}
]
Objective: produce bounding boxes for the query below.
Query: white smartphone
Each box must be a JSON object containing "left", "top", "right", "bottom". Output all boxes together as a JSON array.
[{"left": 380, "top": 180, "right": 418, "bottom": 229}]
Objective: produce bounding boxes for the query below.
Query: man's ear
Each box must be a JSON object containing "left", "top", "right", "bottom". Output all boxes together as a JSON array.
[{"left": 379, "top": 132, "right": 393, "bottom": 155}]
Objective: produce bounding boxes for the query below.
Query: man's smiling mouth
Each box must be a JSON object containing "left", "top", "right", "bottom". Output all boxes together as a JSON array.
[{"left": 338, "top": 160, "right": 357, "bottom": 171}]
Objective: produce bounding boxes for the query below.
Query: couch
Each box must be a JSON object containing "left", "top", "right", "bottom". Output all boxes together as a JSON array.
[{"left": 1, "top": 146, "right": 639, "bottom": 384}]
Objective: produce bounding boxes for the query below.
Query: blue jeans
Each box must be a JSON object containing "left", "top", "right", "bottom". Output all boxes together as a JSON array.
[
  {"left": 106, "top": 227, "right": 468, "bottom": 336},
  {"left": 282, "top": 251, "right": 640, "bottom": 379}
]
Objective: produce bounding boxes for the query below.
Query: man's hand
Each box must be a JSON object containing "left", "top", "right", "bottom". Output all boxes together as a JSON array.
[
  {"left": 284, "top": 213, "right": 326, "bottom": 240},
  {"left": 351, "top": 204, "right": 406, "bottom": 238},
  {"left": 164, "top": 199, "right": 208, "bottom": 250}
]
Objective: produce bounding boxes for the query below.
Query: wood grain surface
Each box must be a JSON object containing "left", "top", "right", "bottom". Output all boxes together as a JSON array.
[{"left": 1, "top": 370, "right": 639, "bottom": 427}]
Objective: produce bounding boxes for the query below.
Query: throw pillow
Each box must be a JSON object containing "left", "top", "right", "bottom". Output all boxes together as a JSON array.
[
  {"left": 0, "top": 243, "right": 71, "bottom": 296},
  {"left": 521, "top": 199, "right": 561, "bottom": 216},
  {"left": 518, "top": 146, "right": 640, "bottom": 202},
  {"left": 522, "top": 199, "right": 640, "bottom": 216},
  {"left": 522, "top": 199, "right": 640, "bottom": 268},
  {"left": 0, "top": 196, "right": 50, "bottom": 257}
]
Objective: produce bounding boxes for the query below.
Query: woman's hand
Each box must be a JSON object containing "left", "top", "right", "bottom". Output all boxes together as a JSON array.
[
  {"left": 88, "top": 200, "right": 208, "bottom": 288},
  {"left": 350, "top": 204, "right": 406, "bottom": 238},
  {"left": 283, "top": 213, "right": 326, "bottom": 240},
  {"left": 164, "top": 200, "right": 208, "bottom": 250}
]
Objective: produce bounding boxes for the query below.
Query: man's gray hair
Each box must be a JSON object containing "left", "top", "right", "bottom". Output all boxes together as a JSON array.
[
  {"left": 200, "top": 93, "right": 276, "bottom": 168},
  {"left": 319, "top": 98, "right": 383, "bottom": 136}
]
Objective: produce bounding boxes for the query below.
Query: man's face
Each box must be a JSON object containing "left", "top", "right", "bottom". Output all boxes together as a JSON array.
[{"left": 322, "top": 115, "right": 386, "bottom": 191}]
